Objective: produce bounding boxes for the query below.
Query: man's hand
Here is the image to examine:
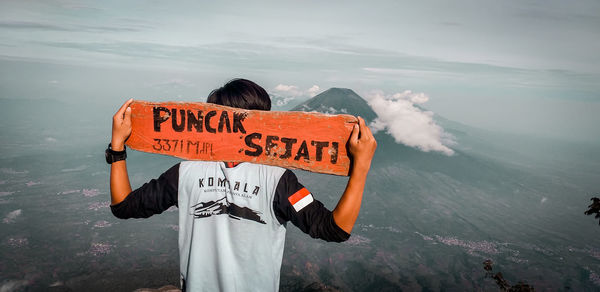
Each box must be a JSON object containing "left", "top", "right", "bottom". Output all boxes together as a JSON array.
[
  {"left": 348, "top": 116, "right": 377, "bottom": 170},
  {"left": 111, "top": 98, "right": 134, "bottom": 151},
  {"left": 332, "top": 116, "right": 377, "bottom": 234},
  {"left": 110, "top": 99, "right": 134, "bottom": 205}
]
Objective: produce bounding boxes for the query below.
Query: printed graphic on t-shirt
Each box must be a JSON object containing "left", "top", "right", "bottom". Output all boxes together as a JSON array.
[
  {"left": 199, "top": 176, "right": 260, "bottom": 199},
  {"left": 191, "top": 197, "right": 266, "bottom": 224}
]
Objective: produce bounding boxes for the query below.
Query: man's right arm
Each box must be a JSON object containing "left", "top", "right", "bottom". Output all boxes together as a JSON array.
[
  {"left": 108, "top": 99, "right": 179, "bottom": 219},
  {"left": 110, "top": 98, "right": 134, "bottom": 205},
  {"left": 111, "top": 163, "right": 180, "bottom": 219}
]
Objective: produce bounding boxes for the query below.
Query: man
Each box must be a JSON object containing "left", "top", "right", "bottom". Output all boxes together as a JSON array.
[{"left": 107, "top": 79, "right": 376, "bottom": 291}]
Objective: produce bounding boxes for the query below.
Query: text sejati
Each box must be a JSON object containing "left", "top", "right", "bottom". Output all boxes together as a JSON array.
[
  {"left": 199, "top": 176, "right": 260, "bottom": 196},
  {"left": 244, "top": 134, "right": 338, "bottom": 164}
]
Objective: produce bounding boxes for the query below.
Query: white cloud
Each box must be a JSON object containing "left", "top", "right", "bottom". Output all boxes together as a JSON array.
[
  {"left": 0, "top": 168, "right": 28, "bottom": 174},
  {"left": 271, "top": 84, "right": 322, "bottom": 98},
  {"left": 0, "top": 279, "right": 28, "bottom": 292},
  {"left": 274, "top": 84, "right": 296, "bottom": 91},
  {"left": 269, "top": 84, "right": 322, "bottom": 107},
  {"left": 391, "top": 90, "right": 429, "bottom": 104},
  {"left": 3, "top": 209, "right": 22, "bottom": 224},
  {"left": 307, "top": 85, "right": 320, "bottom": 97},
  {"left": 147, "top": 78, "right": 195, "bottom": 92},
  {"left": 25, "top": 181, "right": 40, "bottom": 187},
  {"left": 61, "top": 165, "right": 87, "bottom": 172},
  {"left": 273, "top": 84, "right": 302, "bottom": 97},
  {"left": 366, "top": 90, "right": 455, "bottom": 155},
  {"left": 274, "top": 96, "right": 295, "bottom": 106}
]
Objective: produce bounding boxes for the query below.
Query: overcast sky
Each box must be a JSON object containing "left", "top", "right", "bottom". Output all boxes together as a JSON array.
[{"left": 1, "top": 0, "right": 599, "bottom": 142}]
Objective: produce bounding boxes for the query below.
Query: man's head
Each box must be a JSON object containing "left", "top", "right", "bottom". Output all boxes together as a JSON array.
[{"left": 207, "top": 79, "right": 271, "bottom": 111}]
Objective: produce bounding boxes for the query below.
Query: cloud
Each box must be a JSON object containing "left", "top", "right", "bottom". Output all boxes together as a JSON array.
[
  {"left": 25, "top": 181, "right": 40, "bottom": 187},
  {"left": 273, "top": 84, "right": 303, "bottom": 97},
  {"left": 0, "top": 20, "right": 141, "bottom": 32},
  {"left": 3, "top": 209, "right": 22, "bottom": 224},
  {"left": 61, "top": 165, "right": 87, "bottom": 172},
  {"left": 391, "top": 90, "right": 429, "bottom": 104},
  {"left": 272, "top": 96, "right": 295, "bottom": 107},
  {"left": 82, "top": 188, "right": 100, "bottom": 197},
  {"left": 0, "top": 168, "right": 28, "bottom": 174},
  {"left": 269, "top": 84, "right": 322, "bottom": 107},
  {"left": 440, "top": 21, "right": 462, "bottom": 27},
  {"left": 147, "top": 78, "right": 196, "bottom": 92},
  {"left": 272, "top": 84, "right": 322, "bottom": 98},
  {"left": 0, "top": 279, "right": 28, "bottom": 291},
  {"left": 0, "top": 21, "right": 71, "bottom": 31},
  {"left": 307, "top": 85, "right": 320, "bottom": 97},
  {"left": 366, "top": 90, "right": 455, "bottom": 155}
]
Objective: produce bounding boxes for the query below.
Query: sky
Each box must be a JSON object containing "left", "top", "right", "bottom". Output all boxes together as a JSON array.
[{"left": 1, "top": 0, "right": 599, "bottom": 142}]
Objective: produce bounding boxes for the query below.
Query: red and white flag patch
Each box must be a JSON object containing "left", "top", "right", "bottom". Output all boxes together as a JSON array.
[{"left": 288, "top": 188, "right": 314, "bottom": 212}]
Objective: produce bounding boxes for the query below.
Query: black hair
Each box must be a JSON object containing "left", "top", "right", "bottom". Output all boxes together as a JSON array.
[{"left": 207, "top": 78, "right": 271, "bottom": 111}]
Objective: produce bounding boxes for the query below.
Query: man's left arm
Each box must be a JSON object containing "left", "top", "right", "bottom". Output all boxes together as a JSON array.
[
  {"left": 332, "top": 117, "right": 377, "bottom": 233},
  {"left": 272, "top": 116, "right": 376, "bottom": 241},
  {"left": 273, "top": 170, "right": 350, "bottom": 242}
]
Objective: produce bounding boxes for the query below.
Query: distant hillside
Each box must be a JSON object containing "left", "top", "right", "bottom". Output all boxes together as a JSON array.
[{"left": 291, "top": 88, "right": 377, "bottom": 123}]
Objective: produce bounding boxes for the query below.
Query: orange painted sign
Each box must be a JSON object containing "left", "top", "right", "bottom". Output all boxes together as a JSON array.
[{"left": 125, "top": 101, "right": 358, "bottom": 176}]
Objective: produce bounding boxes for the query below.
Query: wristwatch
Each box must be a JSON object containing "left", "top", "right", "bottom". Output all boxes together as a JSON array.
[{"left": 105, "top": 143, "right": 127, "bottom": 164}]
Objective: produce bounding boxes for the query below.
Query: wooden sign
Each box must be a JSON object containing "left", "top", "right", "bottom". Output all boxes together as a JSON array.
[{"left": 125, "top": 101, "right": 358, "bottom": 176}]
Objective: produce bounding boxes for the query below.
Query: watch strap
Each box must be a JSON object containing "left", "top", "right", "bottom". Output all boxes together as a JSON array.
[{"left": 105, "top": 143, "right": 127, "bottom": 164}]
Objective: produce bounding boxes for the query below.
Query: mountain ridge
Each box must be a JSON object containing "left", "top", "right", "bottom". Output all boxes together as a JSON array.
[{"left": 291, "top": 88, "right": 377, "bottom": 123}]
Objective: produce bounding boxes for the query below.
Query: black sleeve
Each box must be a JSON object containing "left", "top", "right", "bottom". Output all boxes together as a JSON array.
[
  {"left": 273, "top": 169, "right": 350, "bottom": 242},
  {"left": 111, "top": 163, "right": 180, "bottom": 219}
]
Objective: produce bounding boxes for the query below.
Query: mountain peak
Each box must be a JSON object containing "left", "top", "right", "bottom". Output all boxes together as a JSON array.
[
  {"left": 323, "top": 87, "right": 354, "bottom": 93},
  {"left": 291, "top": 88, "right": 377, "bottom": 122}
]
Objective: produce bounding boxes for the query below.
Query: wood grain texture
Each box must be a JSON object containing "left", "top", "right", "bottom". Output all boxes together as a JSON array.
[{"left": 125, "top": 101, "right": 358, "bottom": 176}]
